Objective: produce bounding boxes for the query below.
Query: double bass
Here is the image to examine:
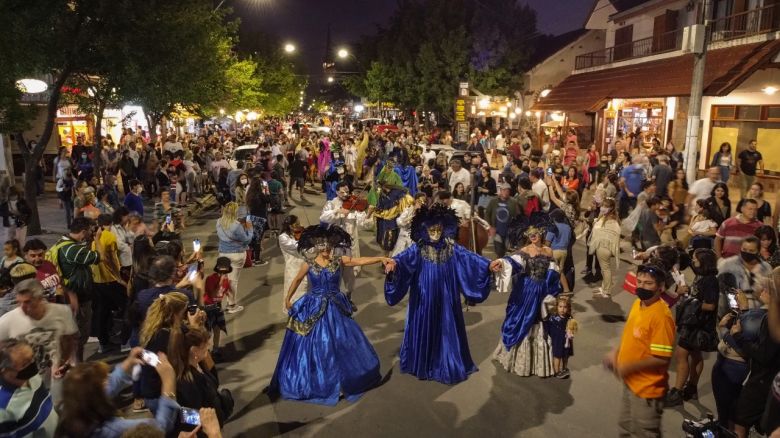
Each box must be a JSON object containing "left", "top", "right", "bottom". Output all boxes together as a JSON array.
[{"left": 457, "top": 216, "right": 489, "bottom": 255}]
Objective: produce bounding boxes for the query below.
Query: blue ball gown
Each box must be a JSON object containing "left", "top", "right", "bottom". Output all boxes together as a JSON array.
[
  {"left": 385, "top": 240, "right": 491, "bottom": 384},
  {"left": 269, "top": 259, "right": 381, "bottom": 405},
  {"left": 493, "top": 251, "right": 561, "bottom": 377}
]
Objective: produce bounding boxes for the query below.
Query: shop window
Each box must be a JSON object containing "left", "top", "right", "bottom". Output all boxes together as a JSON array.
[
  {"left": 766, "top": 106, "right": 780, "bottom": 121},
  {"left": 713, "top": 106, "right": 736, "bottom": 119},
  {"left": 738, "top": 105, "right": 761, "bottom": 120},
  {"left": 757, "top": 128, "right": 780, "bottom": 173},
  {"left": 710, "top": 126, "right": 739, "bottom": 162}
]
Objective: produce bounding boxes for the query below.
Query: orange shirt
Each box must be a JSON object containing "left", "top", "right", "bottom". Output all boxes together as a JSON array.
[{"left": 617, "top": 298, "right": 676, "bottom": 399}]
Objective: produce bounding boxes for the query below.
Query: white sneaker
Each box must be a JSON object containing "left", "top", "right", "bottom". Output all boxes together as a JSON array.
[
  {"left": 226, "top": 305, "right": 244, "bottom": 314},
  {"left": 87, "top": 336, "right": 99, "bottom": 344}
]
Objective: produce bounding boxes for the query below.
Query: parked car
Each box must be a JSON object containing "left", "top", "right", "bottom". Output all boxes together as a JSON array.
[
  {"left": 304, "top": 123, "right": 331, "bottom": 134},
  {"left": 229, "top": 143, "right": 259, "bottom": 168}
]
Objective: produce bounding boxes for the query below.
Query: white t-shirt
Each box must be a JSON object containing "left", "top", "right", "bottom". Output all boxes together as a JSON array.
[
  {"left": 163, "top": 141, "right": 183, "bottom": 154},
  {"left": 449, "top": 168, "right": 472, "bottom": 191},
  {"left": 532, "top": 179, "right": 550, "bottom": 211},
  {"left": 0, "top": 304, "right": 78, "bottom": 369},
  {"left": 689, "top": 178, "right": 717, "bottom": 207}
]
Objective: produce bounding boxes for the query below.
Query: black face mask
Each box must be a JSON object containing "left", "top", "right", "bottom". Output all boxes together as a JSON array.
[
  {"left": 15, "top": 362, "right": 38, "bottom": 381},
  {"left": 691, "top": 265, "right": 709, "bottom": 276},
  {"left": 636, "top": 287, "right": 656, "bottom": 301},
  {"left": 741, "top": 251, "right": 760, "bottom": 263}
]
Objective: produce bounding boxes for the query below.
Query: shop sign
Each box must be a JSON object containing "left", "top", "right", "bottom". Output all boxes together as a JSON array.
[
  {"left": 455, "top": 98, "right": 466, "bottom": 122},
  {"left": 456, "top": 121, "right": 469, "bottom": 143},
  {"left": 57, "top": 105, "right": 85, "bottom": 118},
  {"left": 459, "top": 82, "right": 469, "bottom": 97}
]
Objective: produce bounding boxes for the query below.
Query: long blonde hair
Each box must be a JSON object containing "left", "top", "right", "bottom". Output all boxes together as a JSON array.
[
  {"left": 218, "top": 202, "right": 239, "bottom": 230},
  {"left": 140, "top": 292, "right": 187, "bottom": 347}
]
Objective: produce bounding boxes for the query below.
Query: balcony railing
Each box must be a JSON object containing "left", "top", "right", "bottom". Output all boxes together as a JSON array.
[
  {"left": 575, "top": 28, "right": 683, "bottom": 70},
  {"left": 708, "top": 3, "right": 780, "bottom": 43}
]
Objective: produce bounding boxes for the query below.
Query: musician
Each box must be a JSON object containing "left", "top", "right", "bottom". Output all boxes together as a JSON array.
[
  {"left": 373, "top": 181, "right": 415, "bottom": 256},
  {"left": 486, "top": 182, "right": 522, "bottom": 258},
  {"left": 438, "top": 190, "right": 490, "bottom": 257},
  {"left": 319, "top": 181, "right": 373, "bottom": 309}
]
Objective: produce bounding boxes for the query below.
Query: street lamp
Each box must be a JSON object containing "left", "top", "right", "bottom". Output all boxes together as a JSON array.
[
  {"left": 337, "top": 48, "right": 349, "bottom": 59},
  {"left": 284, "top": 43, "right": 296, "bottom": 54},
  {"left": 327, "top": 76, "right": 334, "bottom": 83},
  {"left": 219, "top": 108, "right": 225, "bottom": 115},
  {"left": 354, "top": 104, "right": 364, "bottom": 113},
  {"left": 15, "top": 78, "right": 47, "bottom": 94}
]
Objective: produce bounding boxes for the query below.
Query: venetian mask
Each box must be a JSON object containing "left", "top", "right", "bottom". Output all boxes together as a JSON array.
[{"left": 427, "top": 224, "right": 443, "bottom": 242}]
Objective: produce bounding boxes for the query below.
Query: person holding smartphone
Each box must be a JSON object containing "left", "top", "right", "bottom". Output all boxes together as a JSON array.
[{"left": 55, "top": 347, "right": 180, "bottom": 436}]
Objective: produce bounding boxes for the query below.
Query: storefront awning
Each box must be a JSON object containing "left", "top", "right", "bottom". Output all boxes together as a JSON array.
[{"left": 532, "top": 40, "right": 780, "bottom": 113}]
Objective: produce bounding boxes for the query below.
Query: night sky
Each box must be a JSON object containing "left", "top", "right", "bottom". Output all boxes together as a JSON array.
[{"left": 234, "top": 0, "right": 592, "bottom": 75}]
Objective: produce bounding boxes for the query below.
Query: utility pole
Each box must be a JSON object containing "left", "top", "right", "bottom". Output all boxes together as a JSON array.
[{"left": 684, "top": 0, "right": 712, "bottom": 185}]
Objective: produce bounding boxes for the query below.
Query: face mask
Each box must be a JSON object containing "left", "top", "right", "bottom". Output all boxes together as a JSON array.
[
  {"left": 635, "top": 287, "right": 655, "bottom": 301},
  {"left": 15, "top": 362, "right": 38, "bottom": 380},
  {"left": 741, "top": 251, "right": 760, "bottom": 263},
  {"left": 81, "top": 154, "right": 87, "bottom": 160},
  {"left": 599, "top": 207, "right": 611, "bottom": 215}
]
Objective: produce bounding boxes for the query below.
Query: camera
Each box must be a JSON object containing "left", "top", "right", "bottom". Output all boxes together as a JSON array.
[{"left": 682, "top": 415, "right": 736, "bottom": 437}]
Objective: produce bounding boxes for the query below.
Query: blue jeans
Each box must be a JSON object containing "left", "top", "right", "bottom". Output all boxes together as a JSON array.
[
  {"left": 711, "top": 353, "right": 749, "bottom": 425},
  {"left": 718, "top": 166, "right": 730, "bottom": 183}
]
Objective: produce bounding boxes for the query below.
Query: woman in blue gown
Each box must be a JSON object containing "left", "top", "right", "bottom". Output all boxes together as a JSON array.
[
  {"left": 489, "top": 213, "right": 562, "bottom": 377},
  {"left": 270, "top": 225, "right": 395, "bottom": 405},
  {"left": 385, "top": 204, "right": 492, "bottom": 385}
]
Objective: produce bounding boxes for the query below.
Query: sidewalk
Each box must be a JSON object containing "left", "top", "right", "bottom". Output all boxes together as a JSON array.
[{"left": 29, "top": 191, "right": 216, "bottom": 247}]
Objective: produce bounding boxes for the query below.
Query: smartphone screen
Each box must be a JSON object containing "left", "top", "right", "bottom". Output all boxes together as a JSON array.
[
  {"left": 187, "top": 263, "right": 198, "bottom": 281},
  {"left": 141, "top": 350, "right": 160, "bottom": 367},
  {"left": 165, "top": 214, "right": 172, "bottom": 225},
  {"left": 180, "top": 407, "right": 201, "bottom": 426},
  {"left": 192, "top": 239, "right": 201, "bottom": 252},
  {"left": 727, "top": 293, "right": 738, "bottom": 309}
]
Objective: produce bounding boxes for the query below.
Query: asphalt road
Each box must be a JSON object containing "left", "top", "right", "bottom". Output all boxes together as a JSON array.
[{"left": 135, "top": 192, "right": 718, "bottom": 438}]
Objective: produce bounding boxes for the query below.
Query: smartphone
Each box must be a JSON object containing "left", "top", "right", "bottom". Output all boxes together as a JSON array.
[
  {"left": 546, "top": 168, "right": 553, "bottom": 176},
  {"left": 192, "top": 239, "right": 201, "bottom": 253},
  {"left": 141, "top": 350, "right": 160, "bottom": 367},
  {"left": 180, "top": 407, "right": 201, "bottom": 427},
  {"left": 187, "top": 263, "right": 198, "bottom": 281},
  {"left": 165, "top": 214, "right": 172, "bottom": 225},
  {"left": 727, "top": 292, "right": 738, "bottom": 310}
]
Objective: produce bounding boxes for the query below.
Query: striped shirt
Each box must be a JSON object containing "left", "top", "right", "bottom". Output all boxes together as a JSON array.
[
  {"left": 716, "top": 216, "right": 762, "bottom": 258},
  {"left": 0, "top": 375, "right": 58, "bottom": 437}
]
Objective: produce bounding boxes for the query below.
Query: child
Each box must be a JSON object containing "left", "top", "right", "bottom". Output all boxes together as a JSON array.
[
  {"left": 204, "top": 257, "right": 232, "bottom": 359},
  {"left": 544, "top": 296, "right": 576, "bottom": 379}
]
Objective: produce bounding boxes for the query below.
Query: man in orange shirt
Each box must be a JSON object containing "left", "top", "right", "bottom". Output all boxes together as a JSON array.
[{"left": 603, "top": 263, "right": 676, "bottom": 437}]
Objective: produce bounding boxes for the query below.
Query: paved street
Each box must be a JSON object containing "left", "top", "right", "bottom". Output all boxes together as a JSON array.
[{"left": 64, "top": 191, "right": 712, "bottom": 438}]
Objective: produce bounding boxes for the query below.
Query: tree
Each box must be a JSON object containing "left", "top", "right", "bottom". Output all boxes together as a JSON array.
[
  {"left": 0, "top": 0, "right": 238, "bottom": 234},
  {"left": 203, "top": 58, "right": 265, "bottom": 116}
]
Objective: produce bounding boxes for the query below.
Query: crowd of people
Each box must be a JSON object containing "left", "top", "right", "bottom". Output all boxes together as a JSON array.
[{"left": 0, "top": 118, "right": 777, "bottom": 438}]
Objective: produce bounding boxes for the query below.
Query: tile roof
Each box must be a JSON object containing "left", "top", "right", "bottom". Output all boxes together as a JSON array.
[{"left": 532, "top": 40, "right": 780, "bottom": 113}]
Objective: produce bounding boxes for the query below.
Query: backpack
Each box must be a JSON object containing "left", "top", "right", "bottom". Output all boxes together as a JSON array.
[
  {"left": 524, "top": 196, "right": 540, "bottom": 217},
  {"left": 45, "top": 239, "right": 74, "bottom": 287}
]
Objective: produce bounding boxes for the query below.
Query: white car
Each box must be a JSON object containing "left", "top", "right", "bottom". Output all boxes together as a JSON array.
[
  {"left": 229, "top": 144, "right": 259, "bottom": 168},
  {"left": 304, "top": 123, "right": 331, "bottom": 134}
]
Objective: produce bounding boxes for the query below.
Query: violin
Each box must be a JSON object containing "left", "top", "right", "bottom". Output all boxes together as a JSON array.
[{"left": 342, "top": 195, "right": 369, "bottom": 212}]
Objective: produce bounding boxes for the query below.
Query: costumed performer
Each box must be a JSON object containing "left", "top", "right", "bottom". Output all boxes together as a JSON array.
[
  {"left": 269, "top": 224, "right": 395, "bottom": 405},
  {"left": 372, "top": 181, "right": 414, "bottom": 256},
  {"left": 489, "top": 212, "right": 562, "bottom": 377},
  {"left": 384, "top": 204, "right": 492, "bottom": 384},
  {"left": 391, "top": 192, "right": 427, "bottom": 257},
  {"left": 278, "top": 215, "right": 307, "bottom": 313},
  {"left": 319, "top": 181, "right": 374, "bottom": 308}
]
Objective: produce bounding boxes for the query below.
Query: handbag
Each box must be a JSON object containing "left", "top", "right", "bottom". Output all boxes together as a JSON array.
[
  {"left": 623, "top": 271, "right": 637, "bottom": 294},
  {"left": 218, "top": 388, "right": 235, "bottom": 419},
  {"left": 244, "top": 249, "right": 253, "bottom": 268}
]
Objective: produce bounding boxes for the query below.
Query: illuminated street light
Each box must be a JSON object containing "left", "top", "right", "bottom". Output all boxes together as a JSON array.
[
  {"left": 763, "top": 86, "right": 778, "bottom": 95},
  {"left": 15, "top": 78, "right": 48, "bottom": 94},
  {"left": 539, "top": 88, "right": 551, "bottom": 98},
  {"left": 327, "top": 76, "right": 334, "bottom": 83},
  {"left": 514, "top": 108, "right": 522, "bottom": 114},
  {"left": 284, "top": 43, "right": 296, "bottom": 53},
  {"left": 354, "top": 104, "right": 365, "bottom": 113},
  {"left": 219, "top": 108, "right": 225, "bottom": 115},
  {"left": 337, "top": 48, "right": 349, "bottom": 59},
  {"left": 525, "top": 110, "right": 531, "bottom": 117}
]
